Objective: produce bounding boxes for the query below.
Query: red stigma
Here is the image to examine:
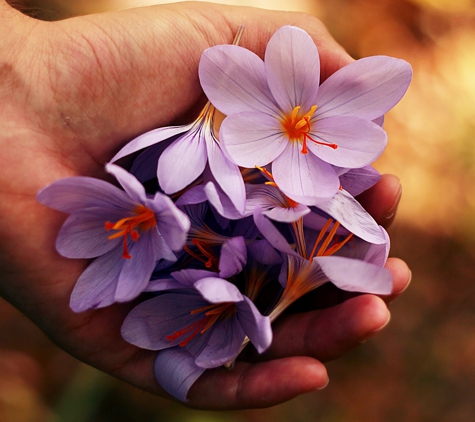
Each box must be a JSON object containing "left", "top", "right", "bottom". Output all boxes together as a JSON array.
[
  {"left": 105, "top": 205, "right": 156, "bottom": 259},
  {"left": 281, "top": 106, "right": 338, "bottom": 153}
]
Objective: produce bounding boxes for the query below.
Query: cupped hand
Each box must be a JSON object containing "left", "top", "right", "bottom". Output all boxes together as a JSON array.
[{"left": 0, "top": 1, "right": 410, "bottom": 410}]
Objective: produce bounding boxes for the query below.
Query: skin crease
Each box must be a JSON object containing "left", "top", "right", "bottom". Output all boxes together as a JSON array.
[{"left": 0, "top": 0, "right": 411, "bottom": 410}]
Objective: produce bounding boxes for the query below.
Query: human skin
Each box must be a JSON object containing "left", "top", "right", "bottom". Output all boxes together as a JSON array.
[{"left": 0, "top": 0, "right": 411, "bottom": 409}]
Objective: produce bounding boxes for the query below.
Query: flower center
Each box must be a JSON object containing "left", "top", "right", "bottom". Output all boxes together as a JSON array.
[
  {"left": 184, "top": 238, "right": 219, "bottom": 270},
  {"left": 105, "top": 204, "right": 156, "bottom": 259},
  {"left": 166, "top": 302, "right": 237, "bottom": 347},
  {"left": 281, "top": 105, "right": 338, "bottom": 154},
  {"left": 270, "top": 219, "right": 355, "bottom": 321},
  {"left": 308, "top": 218, "right": 354, "bottom": 260}
]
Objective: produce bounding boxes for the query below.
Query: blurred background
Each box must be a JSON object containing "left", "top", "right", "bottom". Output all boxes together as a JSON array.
[{"left": 2, "top": 0, "right": 475, "bottom": 421}]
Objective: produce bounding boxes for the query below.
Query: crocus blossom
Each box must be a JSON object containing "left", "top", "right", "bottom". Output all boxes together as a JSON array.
[
  {"left": 199, "top": 25, "right": 412, "bottom": 205},
  {"left": 154, "top": 347, "right": 206, "bottom": 402},
  {"left": 35, "top": 23, "right": 412, "bottom": 404},
  {"left": 110, "top": 103, "right": 246, "bottom": 214},
  {"left": 121, "top": 272, "right": 272, "bottom": 373},
  {"left": 252, "top": 206, "right": 392, "bottom": 320},
  {"left": 37, "top": 164, "right": 190, "bottom": 311}
]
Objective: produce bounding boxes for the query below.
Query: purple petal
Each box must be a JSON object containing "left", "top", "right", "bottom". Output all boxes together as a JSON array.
[
  {"left": 316, "top": 56, "right": 412, "bottom": 120},
  {"left": 203, "top": 181, "right": 243, "bottom": 220},
  {"left": 37, "top": 177, "right": 134, "bottom": 214},
  {"left": 253, "top": 207, "right": 299, "bottom": 257},
  {"left": 303, "top": 211, "right": 342, "bottom": 232},
  {"left": 157, "top": 128, "right": 207, "bottom": 194},
  {"left": 144, "top": 277, "right": 187, "bottom": 292},
  {"left": 56, "top": 212, "right": 121, "bottom": 258},
  {"left": 199, "top": 45, "right": 278, "bottom": 116},
  {"left": 194, "top": 277, "right": 244, "bottom": 303},
  {"left": 231, "top": 216, "right": 260, "bottom": 240},
  {"left": 70, "top": 250, "right": 123, "bottom": 312},
  {"left": 152, "top": 229, "right": 178, "bottom": 262},
  {"left": 362, "top": 229, "right": 390, "bottom": 267},
  {"left": 211, "top": 206, "right": 232, "bottom": 230},
  {"left": 129, "top": 140, "right": 172, "bottom": 183},
  {"left": 245, "top": 184, "right": 284, "bottom": 214},
  {"left": 236, "top": 297, "right": 272, "bottom": 353},
  {"left": 316, "top": 189, "right": 387, "bottom": 244},
  {"left": 207, "top": 133, "right": 246, "bottom": 214},
  {"left": 121, "top": 291, "right": 206, "bottom": 350},
  {"left": 194, "top": 318, "right": 245, "bottom": 368},
  {"left": 272, "top": 142, "right": 340, "bottom": 205},
  {"left": 280, "top": 255, "right": 328, "bottom": 291},
  {"left": 247, "top": 239, "right": 283, "bottom": 265},
  {"left": 147, "top": 194, "right": 190, "bottom": 251},
  {"left": 106, "top": 163, "right": 146, "bottom": 204},
  {"left": 307, "top": 116, "right": 387, "bottom": 167},
  {"left": 245, "top": 184, "right": 311, "bottom": 222},
  {"left": 175, "top": 184, "right": 208, "bottom": 206},
  {"left": 219, "top": 236, "right": 247, "bottom": 278},
  {"left": 264, "top": 204, "right": 311, "bottom": 222},
  {"left": 115, "top": 230, "right": 158, "bottom": 302},
  {"left": 265, "top": 26, "right": 320, "bottom": 112},
  {"left": 337, "top": 166, "right": 381, "bottom": 196},
  {"left": 314, "top": 255, "right": 392, "bottom": 294},
  {"left": 171, "top": 269, "right": 218, "bottom": 287},
  {"left": 110, "top": 124, "right": 192, "bottom": 163},
  {"left": 154, "top": 347, "right": 205, "bottom": 402},
  {"left": 220, "top": 112, "right": 287, "bottom": 167}
]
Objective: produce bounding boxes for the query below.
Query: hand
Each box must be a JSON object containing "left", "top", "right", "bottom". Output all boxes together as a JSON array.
[{"left": 0, "top": 1, "right": 411, "bottom": 410}]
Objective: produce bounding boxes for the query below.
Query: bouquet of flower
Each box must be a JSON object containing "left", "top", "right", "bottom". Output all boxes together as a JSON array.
[{"left": 37, "top": 25, "right": 412, "bottom": 401}]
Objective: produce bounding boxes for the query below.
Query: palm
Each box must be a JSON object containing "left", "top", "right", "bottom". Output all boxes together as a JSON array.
[{"left": 0, "top": 1, "right": 410, "bottom": 409}]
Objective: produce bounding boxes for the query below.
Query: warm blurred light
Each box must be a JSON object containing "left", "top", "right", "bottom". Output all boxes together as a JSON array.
[{"left": 409, "top": 0, "right": 475, "bottom": 13}]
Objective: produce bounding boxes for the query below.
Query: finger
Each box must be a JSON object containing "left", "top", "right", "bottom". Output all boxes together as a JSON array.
[
  {"left": 357, "top": 174, "right": 402, "bottom": 228},
  {"left": 248, "top": 257, "right": 410, "bottom": 363},
  {"left": 381, "top": 257, "right": 412, "bottom": 304},
  {"left": 258, "top": 294, "right": 389, "bottom": 363},
  {"left": 214, "top": 6, "right": 354, "bottom": 80},
  {"left": 187, "top": 356, "right": 328, "bottom": 410},
  {"left": 37, "top": 4, "right": 353, "bottom": 158}
]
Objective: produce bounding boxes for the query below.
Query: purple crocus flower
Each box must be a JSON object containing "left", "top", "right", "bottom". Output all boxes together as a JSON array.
[
  {"left": 336, "top": 165, "right": 382, "bottom": 197},
  {"left": 239, "top": 166, "right": 386, "bottom": 245},
  {"left": 121, "top": 272, "right": 272, "bottom": 399},
  {"left": 199, "top": 25, "right": 412, "bottom": 205},
  {"left": 154, "top": 346, "right": 205, "bottom": 402},
  {"left": 110, "top": 103, "right": 246, "bottom": 214},
  {"left": 37, "top": 164, "right": 190, "bottom": 312},
  {"left": 252, "top": 206, "right": 392, "bottom": 320}
]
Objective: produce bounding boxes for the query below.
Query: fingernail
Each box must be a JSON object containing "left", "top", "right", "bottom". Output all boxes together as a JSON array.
[
  {"left": 398, "top": 269, "right": 412, "bottom": 294},
  {"left": 382, "top": 184, "right": 402, "bottom": 222},
  {"left": 317, "top": 377, "right": 330, "bottom": 390},
  {"left": 387, "top": 269, "right": 412, "bottom": 306}
]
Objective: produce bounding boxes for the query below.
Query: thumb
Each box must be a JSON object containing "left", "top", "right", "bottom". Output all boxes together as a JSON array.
[{"left": 22, "top": 3, "right": 352, "bottom": 156}]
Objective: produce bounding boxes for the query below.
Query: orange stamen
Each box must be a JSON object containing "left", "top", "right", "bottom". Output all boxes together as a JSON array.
[
  {"left": 281, "top": 105, "right": 338, "bottom": 154},
  {"left": 167, "top": 303, "right": 237, "bottom": 347},
  {"left": 166, "top": 319, "right": 207, "bottom": 347},
  {"left": 105, "top": 204, "right": 156, "bottom": 259},
  {"left": 255, "top": 165, "right": 275, "bottom": 182},
  {"left": 316, "top": 220, "right": 341, "bottom": 257},
  {"left": 308, "top": 219, "right": 355, "bottom": 260},
  {"left": 309, "top": 218, "right": 334, "bottom": 259},
  {"left": 184, "top": 239, "right": 218, "bottom": 269},
  {"left": 322, "top": 233, "right": 354, "bottom": 256}
]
